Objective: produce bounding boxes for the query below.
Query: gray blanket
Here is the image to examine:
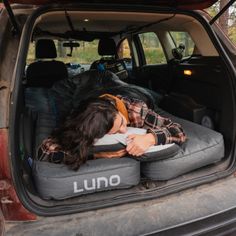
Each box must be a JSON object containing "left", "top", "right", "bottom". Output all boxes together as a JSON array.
[{"left": 51, "top": 70, "right": 162, "bottom": 121}]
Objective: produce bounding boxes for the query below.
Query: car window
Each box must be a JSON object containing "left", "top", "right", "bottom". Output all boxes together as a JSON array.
[
  {"left": 117, "top": 38, "right": 132, "bottom": 69},
  {"left": 58, "top": 40, "right": 100, "bottom": 67},
  {"left": 207, "top": 2, "right": 236, "bottom": 47},
  {"left": 169, "top": 31, "right": 195, "bottom": 57},
  {"left": 27, "top": 43, "right": 36, "bottom": 65},
  {"left": 117, "top": 39, "right": 131, "bottom": 59},
  {"left": 138, "top": 32, "right": 167, "bottom": 65}
]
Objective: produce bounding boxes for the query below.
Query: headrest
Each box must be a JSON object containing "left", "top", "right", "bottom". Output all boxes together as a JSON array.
[
  {"left": 98, "top": 38, "right": 116, "bottom": 56},
  {"left": 36, "top": 39, "right": 57, "bottom": 59},
  {"left": 26, "top": 61, "right": 68, "bottom": 88}
]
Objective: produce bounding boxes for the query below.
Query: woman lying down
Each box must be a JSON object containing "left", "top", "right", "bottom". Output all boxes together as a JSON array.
[{"left": 38, "top": 94, "right": 187, "bottom": 170}]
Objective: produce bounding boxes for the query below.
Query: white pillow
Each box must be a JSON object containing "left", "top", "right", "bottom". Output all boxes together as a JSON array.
[{"left": 93, "top": 127, "right": 180, "bottom": 162}]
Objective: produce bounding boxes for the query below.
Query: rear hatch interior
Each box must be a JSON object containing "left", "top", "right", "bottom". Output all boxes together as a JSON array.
[{"left": 6, "top": 2, "right": 236, "bottom": 215}]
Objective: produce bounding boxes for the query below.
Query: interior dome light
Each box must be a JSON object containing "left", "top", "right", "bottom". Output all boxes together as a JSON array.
[{"left": 184, "top": 70, "right": 192, "bottom": 76}]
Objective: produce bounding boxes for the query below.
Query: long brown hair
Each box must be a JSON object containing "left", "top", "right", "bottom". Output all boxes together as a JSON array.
[{"left": 51, "top": 97, "right": 118, "bottom": 170}]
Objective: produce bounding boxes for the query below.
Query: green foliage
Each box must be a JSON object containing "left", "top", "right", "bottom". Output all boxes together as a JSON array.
[
  {"left": 139, "top": 32, "right": 166, "bottom": 64},
  {"left": 143, "top": 48, "right": 166, "bottom": 64},
  {"left": 27, "top": 44, "right": 36, "bottom": 65},
  {"left": 58, "top": 45, "right": 100, "bottom": 64},
  {"left": 228, "top": 27, "right": 236, "bottom": 44},
  {"left": 206, "top": 3, "right": 220, "bottom": 17},
  {"left": 206, "top": 2, "right": 236, "bottom": 46}
]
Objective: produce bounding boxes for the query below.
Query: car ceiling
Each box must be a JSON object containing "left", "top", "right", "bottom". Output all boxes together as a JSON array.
[{"left": 34, "top": 11, "right": 197, "bottom": 39}]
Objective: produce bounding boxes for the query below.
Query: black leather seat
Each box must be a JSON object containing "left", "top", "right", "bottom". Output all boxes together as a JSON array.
[
  {"left": 90, "top": 38, "right": 128, "bottom": 80},
  {"left": 26, "top": 39, "right": 68, "bottom": 88}
]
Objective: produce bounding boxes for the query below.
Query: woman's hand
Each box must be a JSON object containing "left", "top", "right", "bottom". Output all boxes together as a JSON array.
[{"left": 126, "top": 133, "right": 156, "bottom": 156}]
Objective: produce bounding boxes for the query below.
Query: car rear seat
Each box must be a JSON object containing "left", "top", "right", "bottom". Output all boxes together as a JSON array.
[
  {"left": 90, "top": 38, "right": 129, "bottom": 81},
  {"left": 25, "top": 39, "right": 68, "bottom": 147},
  {"left": 22, "top": 39, "right": 68, "bottom": 191},
  {"left": 26, "top": 39, "right": 68, "bottom": 88},
  {"left": 24, "top": 53, "right": 140, "bottom": 199}
]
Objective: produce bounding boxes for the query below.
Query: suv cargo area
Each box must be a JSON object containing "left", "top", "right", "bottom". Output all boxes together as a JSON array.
[{"left": 2, "top": 3, "right": 236, "bottom": 216}]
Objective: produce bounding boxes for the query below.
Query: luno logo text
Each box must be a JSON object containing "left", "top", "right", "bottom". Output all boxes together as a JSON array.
[{"left": 73, "top": 175, "right": 121, "bottom": 193}]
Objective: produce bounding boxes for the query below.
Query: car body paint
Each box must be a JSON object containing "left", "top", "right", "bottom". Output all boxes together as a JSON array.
[{"left": 0, "top": 129, "right": 36, "bottom": 221}]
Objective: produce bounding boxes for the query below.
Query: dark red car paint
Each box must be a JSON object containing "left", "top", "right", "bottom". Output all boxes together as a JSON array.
[
  {"left": 0, "top": 0, "right": 220, "bottom": 223},
  {"left": 0, "top": 129, "right": 36, "bottom": 221},
  {"left": 8, "top": 0, "right": 218, "bottom": 10}
]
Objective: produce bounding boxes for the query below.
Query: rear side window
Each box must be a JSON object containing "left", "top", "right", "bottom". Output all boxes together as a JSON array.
[
  {"left": 117, "top": 38, "right": 132, "bottom": 69},
  {"left": 138, "top": 32, "right": 167, "bottom": 65},
  {"left": 169, "top": 31, "right": 195, "bottom": 57},
  {"left": 117, "top": 39, "right": 131, "bottom": 60}
]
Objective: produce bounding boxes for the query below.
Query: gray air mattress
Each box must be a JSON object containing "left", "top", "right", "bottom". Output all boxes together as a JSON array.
[
  {"left": 33, "top": 158, "right": 140, "bottom": 200},
  {"left": 141, "top": 110, "right": 224, "bottom": 180},
  {"left": 26, "top": 87, "right": 224, "bottom": 195}
]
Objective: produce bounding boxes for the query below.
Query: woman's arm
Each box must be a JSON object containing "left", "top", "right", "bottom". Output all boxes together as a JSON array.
[
  {"left": 120, "top": 96, "right": 186, "bottom": 156},
  {"left": 144, "top": 110, "right": 187, "bottom": 145}
]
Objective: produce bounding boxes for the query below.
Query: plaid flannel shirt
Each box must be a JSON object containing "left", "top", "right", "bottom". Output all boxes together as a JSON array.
[
  {"left": 118, "top": 95, "right": 187, "bottom": 145},
  {"left": 38, "top": 95, "right": 186, "bottom": 162}
]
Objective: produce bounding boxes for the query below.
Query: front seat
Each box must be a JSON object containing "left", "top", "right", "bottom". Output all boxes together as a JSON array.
[
  {"left": 26, "top": 39, "right": 68, "bottom": 88},
  {"left": 90, "top": 38, "right": 128, "bottom": 80}
]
